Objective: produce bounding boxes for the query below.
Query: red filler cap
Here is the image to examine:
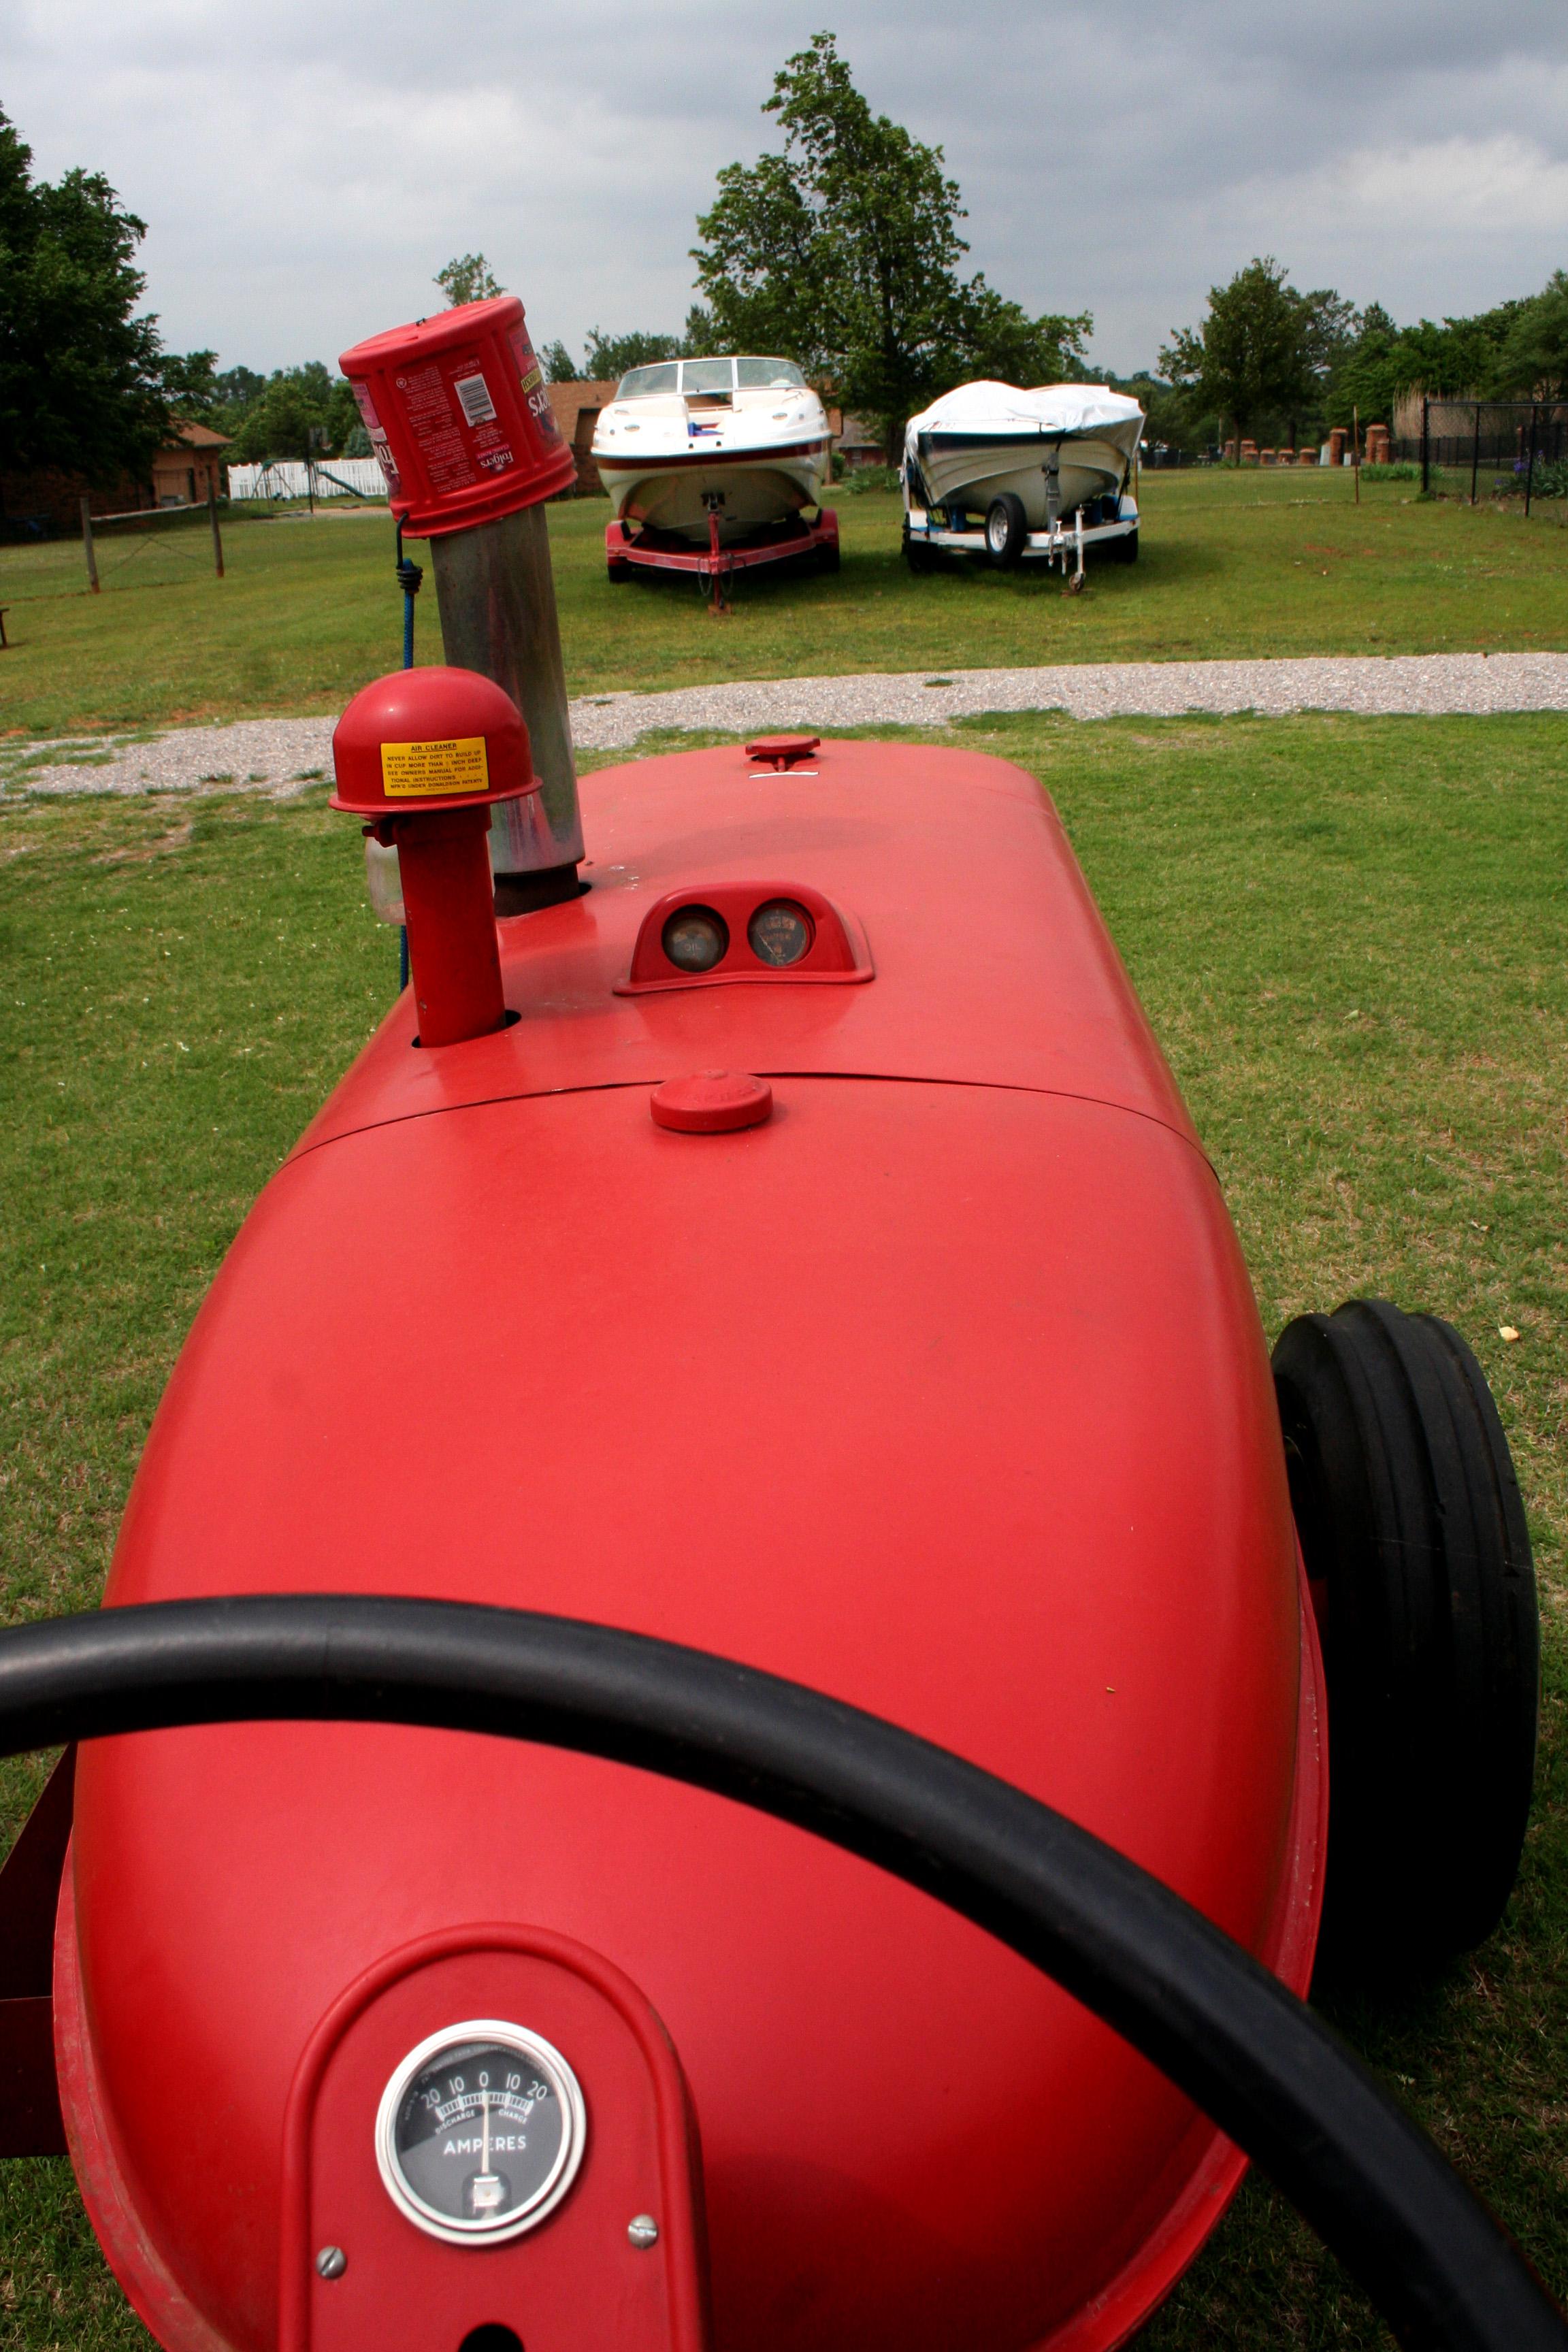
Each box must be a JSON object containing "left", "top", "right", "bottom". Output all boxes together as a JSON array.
[
  {"left": 331, "top": 666, "right": 536, "bottom": 816},
  {"left": 651, "top": 1072, "right": 774, "bottom": 1133},
  {"left": 745, "top": 734, "right": 821, "bottom": 770}
]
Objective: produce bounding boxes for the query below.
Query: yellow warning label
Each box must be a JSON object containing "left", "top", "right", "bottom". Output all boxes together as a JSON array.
[{"left": 380, "top": 736, "right": 490, "bottom": 798}]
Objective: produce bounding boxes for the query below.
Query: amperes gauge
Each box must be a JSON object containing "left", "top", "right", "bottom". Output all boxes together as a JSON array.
[{"left": 375, "top": 2021, "right": 587, "bottom": 2244}]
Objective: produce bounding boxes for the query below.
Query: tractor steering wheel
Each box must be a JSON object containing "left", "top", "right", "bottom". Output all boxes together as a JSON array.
[{"left": 0, "top": 1594, "right": 1561, "bottom": 2352}]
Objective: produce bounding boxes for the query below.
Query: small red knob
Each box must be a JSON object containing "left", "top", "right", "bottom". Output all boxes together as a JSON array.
[{"left": 650, "top": 1072, "right": 774, "bottom": 1134}]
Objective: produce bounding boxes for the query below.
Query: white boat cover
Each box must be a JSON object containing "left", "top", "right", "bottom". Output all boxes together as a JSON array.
[{"left": 906, "top": 381, "right": 1145, "bottom": 450}]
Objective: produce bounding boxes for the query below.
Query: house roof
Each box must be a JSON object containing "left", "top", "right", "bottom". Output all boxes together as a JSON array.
[{"left": 162, "top": 421, "right": 233, "bottom": 452}]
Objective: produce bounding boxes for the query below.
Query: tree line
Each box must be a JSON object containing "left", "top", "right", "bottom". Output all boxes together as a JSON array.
[
  {"left": 1152, "top": 257, "right": 1568, "bottom": 457},
  {"left": 5, "top": 44, "right": 1566, "bottom": 495}
]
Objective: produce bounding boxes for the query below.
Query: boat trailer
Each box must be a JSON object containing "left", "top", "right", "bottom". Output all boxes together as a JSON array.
[
  {"left": 904, "top": 493, "right": 1139, "bottom": 583},
  {"left": 607, "top": 504, "right": 840, "bottom": 612}
]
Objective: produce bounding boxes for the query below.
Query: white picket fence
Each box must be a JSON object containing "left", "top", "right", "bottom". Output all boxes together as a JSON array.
[{"left": 227, "top": 458, "right": 387, "bottom": 502}]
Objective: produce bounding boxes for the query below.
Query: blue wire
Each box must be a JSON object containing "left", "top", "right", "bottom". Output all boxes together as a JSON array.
[{"left": 393, "top": 521, "right": 419, "bottom": 992}]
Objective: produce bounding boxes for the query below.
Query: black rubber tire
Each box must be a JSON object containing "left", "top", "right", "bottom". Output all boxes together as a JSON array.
[
  {"left": 984, "top": 493, "right": 1027, "bottom": 568},
  {"left": 815, "top": 536, "right": 840, "bottom": 574},
  {"left": 902, "top": 528, "right": 939, "bottom": 574},
  {"left": 606, "top": 559, "right": 632, "bottom": 585},
  {"left": 1115, "top": 527, "right": 1139, "bottom": 564},
  {"left": 1272, "top": 1300, "right": 1538, "bottom": 1974}
]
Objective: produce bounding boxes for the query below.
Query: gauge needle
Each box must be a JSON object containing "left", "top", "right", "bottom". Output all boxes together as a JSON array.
[{"left": 482, "top": 2091, "right": 491, "bottom": 2176}]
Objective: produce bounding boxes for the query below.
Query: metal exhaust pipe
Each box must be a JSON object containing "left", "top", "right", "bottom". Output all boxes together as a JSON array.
[{"left": 429, "top": 506, "right": 585, "bottom": 912}]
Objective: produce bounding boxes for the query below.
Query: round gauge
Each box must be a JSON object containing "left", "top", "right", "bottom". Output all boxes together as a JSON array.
[
  {"left": 375, "top": 2021, "right": 586, "bottom": 2245},
  {"left": 747, "top": 899, "right": 814, "bottom": 968},
  {"left": 662, "top": 906, "right": 730, "bottom": 973}
]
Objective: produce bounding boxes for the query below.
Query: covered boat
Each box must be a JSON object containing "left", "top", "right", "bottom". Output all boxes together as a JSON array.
[
  {"left": 905, "top": 381, "right": 1144, "bottom": 529},
  {"left": 591, "top": 357, "right": 832, "bottom": 546}
]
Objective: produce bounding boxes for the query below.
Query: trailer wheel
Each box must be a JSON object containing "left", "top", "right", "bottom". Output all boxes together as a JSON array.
[
  {"left": 902, "top": 528, "right": 938, "bottom": 574},
  {"left": 1272, "top": 1299, "right": 1539, "bottom": 1974},
  {"left": 984, "top": 493, "right": 1027, "bottom": 568},
  {"left": 815, "top": 535, "right": 840, "bottom": 574},
  {"left": 1114, "top": 528, "right": 1139, "bottom": 564},
  {"left": 606, "top": 559, "right": 632, "bottom": 584}
]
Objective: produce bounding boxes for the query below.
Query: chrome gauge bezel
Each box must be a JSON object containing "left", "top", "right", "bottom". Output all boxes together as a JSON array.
[{"left": 374, "top": 2019, "right": 587, "bottom": 2246}]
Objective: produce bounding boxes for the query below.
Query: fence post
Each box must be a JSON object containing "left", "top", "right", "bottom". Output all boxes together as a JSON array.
[
  {"left": 1421, "top": 398, "right": 1429, "bottom": 495},
  {"left": 1471, "top": 404, "right": 1481, "bottom": 505},
  {"left": 208, "top": 482, "right": 225, "bottom": 579},
  {"left": 80, "top": 497, "right": 99, "bottom": 593},
  {"left": 1524, "top": 402, "right": 1538, "bottom": 519}
]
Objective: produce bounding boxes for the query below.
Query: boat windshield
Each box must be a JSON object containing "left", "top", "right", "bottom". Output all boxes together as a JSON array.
[
  {"left": 616, "top": 363, "right": 680, "bottom": 398},
  {"left": 681, "top": 359, "right": 736, "bottom": 394},
  {"left": 736, "top": 359, "right": 806, "bottom": 389}
]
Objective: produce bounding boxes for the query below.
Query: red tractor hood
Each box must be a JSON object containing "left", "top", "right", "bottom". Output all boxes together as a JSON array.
[{"left": 65, "top": 741, "right": 1322, "bottom": 2352}]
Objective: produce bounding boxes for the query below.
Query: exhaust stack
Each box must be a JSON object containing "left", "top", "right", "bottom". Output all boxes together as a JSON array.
[{"left": 340, "top": 295, "right": 583, "bottom": 912}]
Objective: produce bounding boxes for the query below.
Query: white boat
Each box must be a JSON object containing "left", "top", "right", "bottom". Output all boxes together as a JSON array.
[
  {"left": 591, "top": 357, "right": 832, "bottom": 546},
  {"left": 904, "top": 381, "right": 1145, "bottom": 531}
]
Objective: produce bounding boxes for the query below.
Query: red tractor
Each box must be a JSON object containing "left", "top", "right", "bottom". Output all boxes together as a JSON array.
[{"left": 0, "top": 295, "right": 1552, "bottom": 2352}]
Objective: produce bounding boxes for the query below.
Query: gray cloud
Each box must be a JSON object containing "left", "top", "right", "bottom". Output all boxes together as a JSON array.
[{"left": 3, "top": 0, "right": 1565, "bottom": 377}]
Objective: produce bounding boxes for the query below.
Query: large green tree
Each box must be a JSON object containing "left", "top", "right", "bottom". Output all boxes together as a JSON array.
[
  {"left": 0, "top": 104, "right": 195, "bottom": 483},
  {"left": 1161, "top": 257, "right": 1343, "bottom": 455},
  {"left": 692, "top": 34, "right": 1088, "bottom": 455}
]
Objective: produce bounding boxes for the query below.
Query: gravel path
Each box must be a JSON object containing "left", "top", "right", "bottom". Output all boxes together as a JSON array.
[{"left": 6, "top": 652, "right": 1566, "bottom": 798}]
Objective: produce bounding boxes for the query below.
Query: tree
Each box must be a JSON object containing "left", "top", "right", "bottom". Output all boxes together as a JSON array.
[
  {"left": 1161, "top": 258, "right": 1326, "bottom": 457},
  {"left": 540, "top": 339, "right": 581, "bottom": 382},
  {"left": 158, "top": 347, "right": 221, "bottom": 423},
  {"left": 583, "top": 327, "right": 683, "bottom": 378},
  {"left": 692, "top": 34, "right": 1090, "bottom": 455},
  {"left": 224, "top": 361, "right": 356, "bottom": 461},
  {"left": 435, "top": 252, "right": 501, "bottom": 308},
  {"left": 1491, "top": 271, "right": 1568, "bottom": 396},
  {"left": 0, "top": 103, "right": 175, "bottom": 482}
]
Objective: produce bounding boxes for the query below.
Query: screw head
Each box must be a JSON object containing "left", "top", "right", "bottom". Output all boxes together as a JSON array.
[
  {"left": 627, "top": 2214, "right": 659, "bottom": 2250},
  {"left": 315, "top": 2247, "right": 348, "bottom": 2280}
]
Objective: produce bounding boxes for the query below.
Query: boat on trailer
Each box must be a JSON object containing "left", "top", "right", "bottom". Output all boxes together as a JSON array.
[
  {"left": 594, "top": 357, "right": 838, "bottom": 583},
  {"left": 903, "top": 380, "right": 1145, "bottom": 574}
]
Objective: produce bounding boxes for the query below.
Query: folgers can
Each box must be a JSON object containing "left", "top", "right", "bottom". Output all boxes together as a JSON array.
[{"left": 340, "top": 295, "right": 576, "bottom": 536}]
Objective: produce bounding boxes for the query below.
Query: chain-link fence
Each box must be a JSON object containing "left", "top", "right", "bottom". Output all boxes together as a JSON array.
[{"left": 1392, "top": 399, "right": 1568, "bottom": 510}]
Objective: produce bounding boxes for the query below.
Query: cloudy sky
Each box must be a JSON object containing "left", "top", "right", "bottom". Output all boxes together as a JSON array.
[{"left": 4, "top": 0, "right": 1567, "bottom": 380}]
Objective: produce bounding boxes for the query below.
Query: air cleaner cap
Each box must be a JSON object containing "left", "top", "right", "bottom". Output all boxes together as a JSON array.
[
  {"left": 651, "top": 1071, "right": 774, "bottom": 1133},
  {"left": 331, "top": 666, "right": 538, "bottom": 816}
]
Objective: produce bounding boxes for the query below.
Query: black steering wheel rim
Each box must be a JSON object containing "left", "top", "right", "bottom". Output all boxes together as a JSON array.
[{"left": 0, "top": 1593, "right": 1560, "bottom": 2352}]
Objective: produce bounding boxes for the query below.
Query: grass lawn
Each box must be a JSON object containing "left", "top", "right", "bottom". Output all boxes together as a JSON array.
[
  {"left": 2, "top": 471, "right": 1567, "bottom": 740},
  {"left": 1, "top": 709, "right": 1563, "bottom": 2346}
]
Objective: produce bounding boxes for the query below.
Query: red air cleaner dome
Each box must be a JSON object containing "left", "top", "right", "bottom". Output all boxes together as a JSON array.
[
  {"left": 331, "top": 666, "right": 536, "bottom": 817},
  {"left": 340, "top": 295, "right": 576, "bottom": 536}
]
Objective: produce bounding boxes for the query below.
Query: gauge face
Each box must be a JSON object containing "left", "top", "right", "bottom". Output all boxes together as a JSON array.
[
  {"left": 662, "top": 906, "right": 730, "bottom": 972},
  {"left": 375, "top": 2021, "right": 586, "bottom": 2244},
  {"left": 747, "top": 899, "right": 814, "bottom": 967}
]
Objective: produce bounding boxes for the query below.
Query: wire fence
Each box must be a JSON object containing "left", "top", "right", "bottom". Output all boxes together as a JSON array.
[{"left": 1394, "top": 399, "right": 1568, "bottom": 510}]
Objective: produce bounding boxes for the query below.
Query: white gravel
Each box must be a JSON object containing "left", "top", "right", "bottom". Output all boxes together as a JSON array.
[{"left": 5, "top": 652, "right": 1567, "bottom": 798}]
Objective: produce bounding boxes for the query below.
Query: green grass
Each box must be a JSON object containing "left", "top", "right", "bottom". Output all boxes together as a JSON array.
[
  {"left": 1, "top": 711, "right": 1564, "bottom": 2345},
  {"left": 3, "top": 471, "right": 1567, "bottom": 740}
]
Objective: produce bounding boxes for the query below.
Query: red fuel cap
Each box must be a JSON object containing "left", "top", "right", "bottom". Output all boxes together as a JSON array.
[
  {"left": 745, "top": 734, "right": 820, "bottom": 770},
  {"left": 650, "top": 1071, "right": 774, "bottom": 1133}
]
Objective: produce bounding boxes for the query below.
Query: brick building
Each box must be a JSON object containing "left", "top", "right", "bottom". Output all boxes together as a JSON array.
[
  {"left": 546, "top": 381, "right": 619, "bottom": 495},
  {"left": 151, "top": 421, "right": 232, "bottom": 506}
]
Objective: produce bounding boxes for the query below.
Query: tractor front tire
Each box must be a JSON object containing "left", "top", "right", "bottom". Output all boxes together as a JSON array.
[{"left": 1273, "top": 1299, "right": 1539, "bottom": 1976}]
